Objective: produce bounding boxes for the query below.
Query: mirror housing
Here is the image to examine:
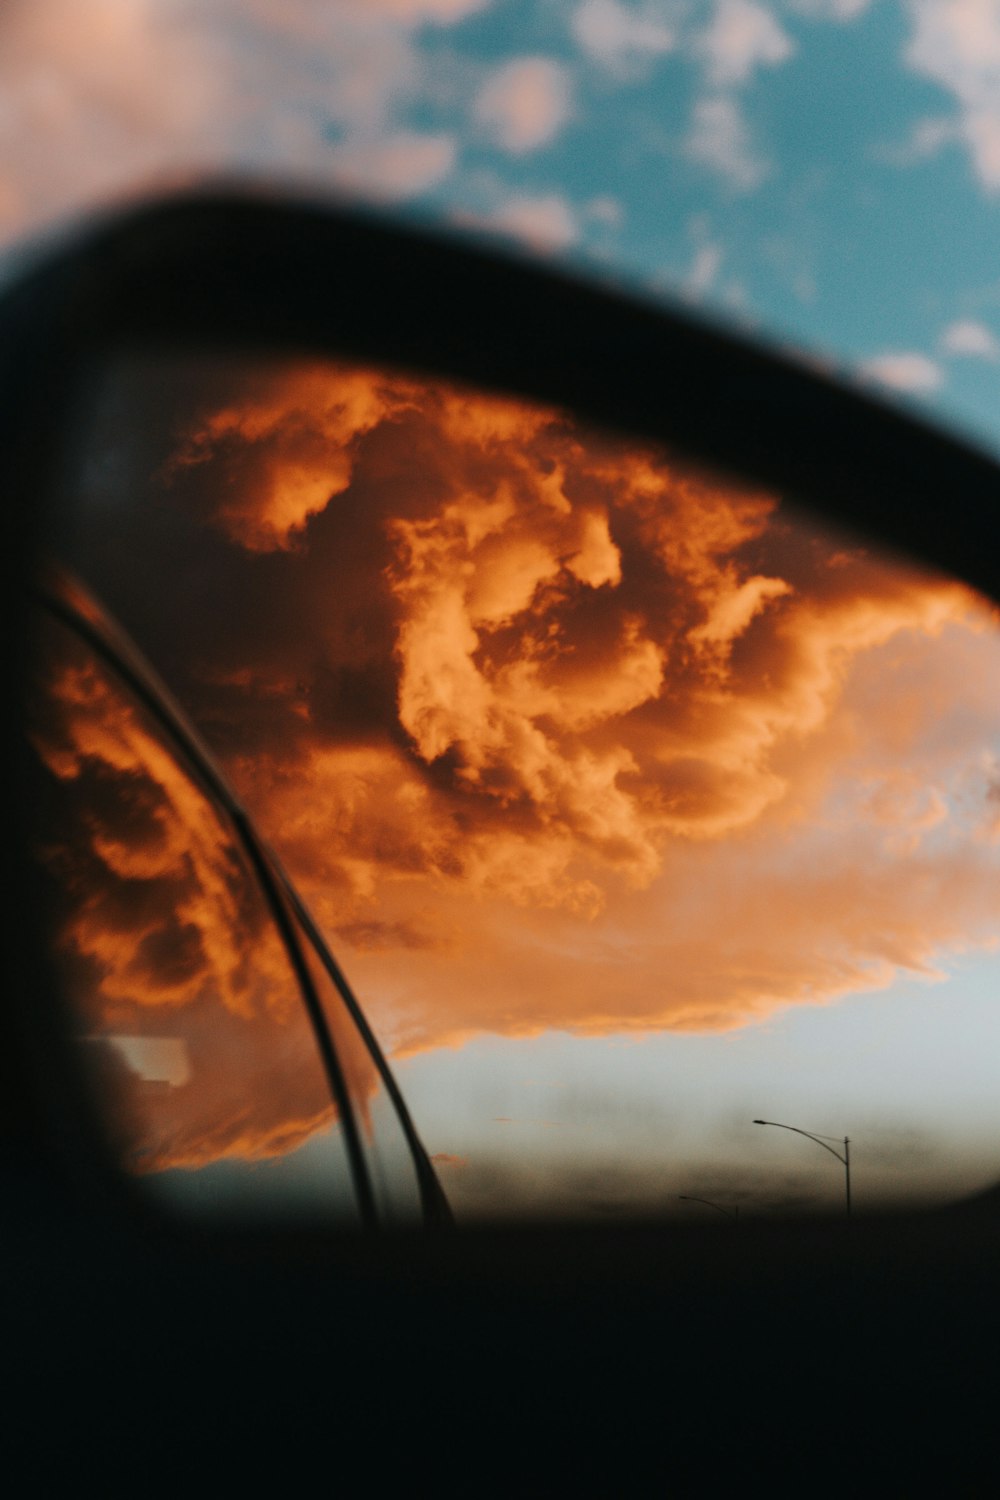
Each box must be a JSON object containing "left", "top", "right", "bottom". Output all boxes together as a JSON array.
[
  {"left": 4, "top": 186, "right": 1000, "bottom": 1490},
  {"left": 4, "top": 189, "right": 1000, "bottom": 1193}
]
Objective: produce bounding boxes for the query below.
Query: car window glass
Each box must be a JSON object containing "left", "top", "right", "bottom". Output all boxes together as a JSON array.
[{"left": 27, "top": 611, "right": 362, "bottom": 1225}]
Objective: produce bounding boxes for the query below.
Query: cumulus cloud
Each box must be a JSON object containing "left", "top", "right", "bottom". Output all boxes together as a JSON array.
[
  {"left": 571, "top": 0, "right": 678, "bottom": 74},
  {"left": 61, "top": 357, "right": 1000, "bottom": 1061},
  {"left": 940, "top": 318, "right": 1000, "bottom": 358},
  {"left": 29, "top": 615, "right": 349, "bottom": 1172},
  {"left": 685, "top": 94, "right": 770, "bottom": 189},
  {"left": 473, "top": 192, "right": 579, "bottom": 250},
  {"left": 328, "top": 130, "right": 458, "bottom": 200},
  {"left": 474, "top": 57, "right": 572, "bottom": 153},
  {"left": 584, "top": 194, "right": 624, "bottom": 225},
  {"left": 858, "top": 351, "right": 945, "bottom": 393},
  {"left": 363, "top": 0, "right": 488, "bottom": 17},
  {"left": 684, "top": 239, "right": 724, "bottom": 298},
  {"left": 681, "top": 0, "right": 793, "bottom": 198},
  {"left": 875, "top": 115, "right": 961, "bottom": 169},
  {"left": 904, "top": 0, "right": 1000, "bottom": 192},
  {"left": 697, "top": 0, "right": 794, "bottom": 88},
  {"left": 788, "top": 0, "right": 872, "bottom": 19},
  {"left": 0, "top": 0, "right": 470, "bottom": 245},
  {"left": 0, "top": 0, "right": 218, "bottom": 236}
]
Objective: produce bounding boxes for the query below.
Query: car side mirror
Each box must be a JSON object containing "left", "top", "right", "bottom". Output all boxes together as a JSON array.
[{"left": 4, "top": 190, "right": 999, "bottom": 1225}]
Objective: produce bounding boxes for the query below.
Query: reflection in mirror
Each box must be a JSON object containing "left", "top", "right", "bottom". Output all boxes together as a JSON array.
[
  {"left": 28, "top": 610, "right": 361, "bottom": 1223},
  {"left": 50, "top": 351, "right": 1000, "bottom": 1222},
  {"left": 280, "top": 893, "right": 425, "bottom": 1224}
]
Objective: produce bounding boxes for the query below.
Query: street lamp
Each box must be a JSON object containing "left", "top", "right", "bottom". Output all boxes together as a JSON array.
[
  {"left": 752, "top": 1119, "right": 851, "bottom": 1216},
  {"left": 678, "top": 1195, "right": 739, "bottom": 1223}
]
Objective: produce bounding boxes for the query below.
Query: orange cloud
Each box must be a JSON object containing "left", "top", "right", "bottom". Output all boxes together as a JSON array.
[
  {"left": 64, "top": 356, "right": 1000, "bottom": 1063},
  {"left": 29, "top": 614, "right": 342, "bottom": 1173},
  {"left": 164, "top": 363, "right": 425, "bottom": 551}
]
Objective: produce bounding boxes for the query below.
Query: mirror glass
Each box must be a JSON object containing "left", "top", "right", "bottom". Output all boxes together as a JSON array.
[{"left": 46, "top": 351, "right": 1000, "bottom": 1222}]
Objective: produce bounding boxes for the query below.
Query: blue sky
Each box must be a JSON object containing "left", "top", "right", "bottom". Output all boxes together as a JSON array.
[
  {"left": 4, "top": 1, "right": 1000, "bottom": 448},
  {"left": 5, "top": 1, "right": 1000, "bottom": 444}
]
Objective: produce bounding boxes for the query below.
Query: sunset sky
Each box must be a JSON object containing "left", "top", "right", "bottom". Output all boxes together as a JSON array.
[
  {"left": 58, "top": 355, "right": 1000, "bottom": 1216},
  {"left": 5, "top": 1, "right": 1000, "bottom": 1215}
]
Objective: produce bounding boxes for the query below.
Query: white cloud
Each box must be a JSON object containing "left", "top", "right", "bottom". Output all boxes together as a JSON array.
[
  {"left": 904, "top": 0, "right": 1000, "bottom": 192},
  {"left": 571, "top": 0, "right": 678, "bottom": 74},
  {"left": 0, "top": 0, "right": 219, "bottom": 237},
  {"left": 859, "top": 351, "right": 945, "bottom": 393},
  {"left": 940, "top": 318, "right": 1000, "bottom": 358},
  {"left": 684, "top": 240, "right": 724, "bottom": 297},
  {"left": 787, "top": 0, "right": 872, "bottom": 19},
  {"left": 327, "top": 131, "right": 457, "bottom": 199},
  {"left": 698, "top": 0, "right": 795, "bottom": 88},
  {"left": 0, "top": 0, "right": 469, "bottom": 247},
  {"left": 583, "top": 193, "right": 624, "bottom": 225},
  {"left": 684, "top": 94, "right": 770, "bottom": 189},
  {"left": 874, "top": 115, "right": 960, "bottom": 168},
  {"left": 474, "top": 57, "right": 572, "bottom": 153},
  {"left": 361, "top": 0, "right": 488, "bottom": 17},
  {"left": 477, "top": 193, "right": 579, "bottom": 252}
]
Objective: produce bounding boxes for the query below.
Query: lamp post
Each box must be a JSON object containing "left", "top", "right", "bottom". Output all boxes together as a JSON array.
[
  {"left": 752, "top": 1119, "right": 851, "bottom": 1216},
  {"left": 678, "top": 1195, "right": 739, "bottom": 1223}
]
